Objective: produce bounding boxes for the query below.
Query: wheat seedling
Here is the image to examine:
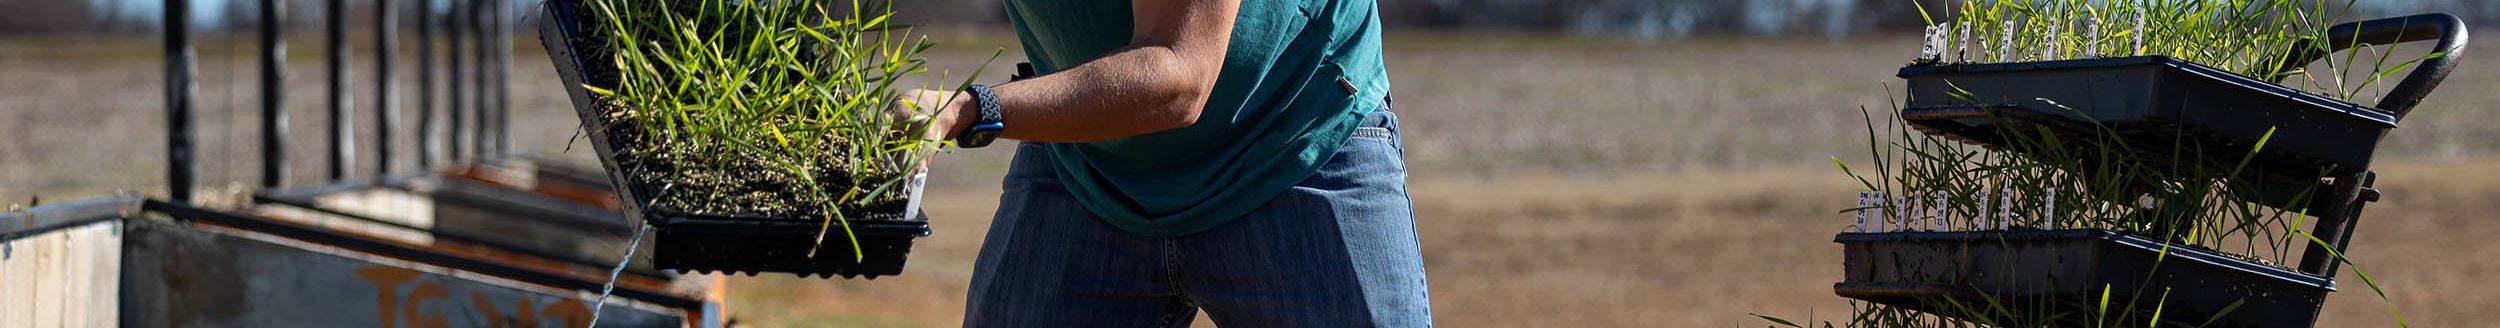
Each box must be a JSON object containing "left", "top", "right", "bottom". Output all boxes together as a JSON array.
[{"left": 573, "top": 0, "right": 984, "bottom": 260}]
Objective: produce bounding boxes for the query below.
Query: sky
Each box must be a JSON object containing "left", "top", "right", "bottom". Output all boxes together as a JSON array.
[{"left": 93, "top": 0, "right": 231, "bottom": 27}]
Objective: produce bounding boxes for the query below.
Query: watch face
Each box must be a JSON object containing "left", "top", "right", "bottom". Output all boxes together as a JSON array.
[{"left": 961, "top": 129, "right": 1001, "bottom": 148}]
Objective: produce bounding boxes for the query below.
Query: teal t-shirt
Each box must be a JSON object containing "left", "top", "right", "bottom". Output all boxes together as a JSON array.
[{"left": 1003, "top": 0, "right": 1390, "bottom": 237}]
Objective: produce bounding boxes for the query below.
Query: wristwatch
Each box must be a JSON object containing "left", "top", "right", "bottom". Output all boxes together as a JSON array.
[{"left": 954, "top": 84, "right": 1006, "bottom": 148}]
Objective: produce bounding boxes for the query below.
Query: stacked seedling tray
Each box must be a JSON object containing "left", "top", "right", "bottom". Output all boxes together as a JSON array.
[
  {"left": 1898, "top": 55, "right": 2393, "bottom": 185},
  {"left": 1835, "top": 229, "right": 2334, "bottom": 327},
  {"left": 1839, "top": 13, "right": 2466, "bottom": 327},
  {"left": 535, "top": 0, "right": 932, "bottom": 278}
]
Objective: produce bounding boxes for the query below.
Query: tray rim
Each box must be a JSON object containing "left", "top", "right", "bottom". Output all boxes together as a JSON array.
[
  {"left": 1897, "top": 55, "right": 2398, "bottom": 127},
  {"left": 649, "top": 213, "right": 933, "bottom": 237},
  {"left": 1835, "top": 228, "right": 2337, "bottom": 291}
]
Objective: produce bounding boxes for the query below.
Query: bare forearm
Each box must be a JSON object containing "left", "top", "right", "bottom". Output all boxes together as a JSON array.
[
  {"left": 976, "top": 47, "right": 1214, "bottom": 143},
  {"left": 919, "top": 0, "right": 1237, "bottom": 144}
]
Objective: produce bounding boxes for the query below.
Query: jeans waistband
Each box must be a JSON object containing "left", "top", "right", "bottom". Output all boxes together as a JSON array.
[{"left": 1354, "top": 100, "right": 1398, "bottom": 140}]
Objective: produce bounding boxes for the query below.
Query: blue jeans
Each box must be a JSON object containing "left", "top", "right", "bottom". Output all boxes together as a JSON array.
[{"left": 965, "top": 109, "right": 1430, "bottom": 327}]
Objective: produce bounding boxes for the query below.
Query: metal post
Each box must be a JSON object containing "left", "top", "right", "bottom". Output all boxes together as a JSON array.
[
  {"left": 470, "top": 0, "right": 492, "bottom": 162},
  {"left": 448, "top": 0, "right": 468, "bottom": 163},
  {"left": 260, "top": 0, "right": 287, "bottom": 190},
  {"left": 2325, "top": 174, "right": 2377, "bottom": 277},
  {"left": 376, "top": 0, "right": 399, "bottom": 178},
  {"left": 326, "top": 0, "right": 356, "bottom": 182},
  {"left": 494, "top": 0, "right": 513, "bottom": 160},
  {"left": 417, "top": 0, "right": 437, "bottom": 170},
  {"left": 166, "top": 0, "right": 196, "bottom": 203},
  {"left": 2298, "top": 172, "right": 2371, "bottom": 276}
]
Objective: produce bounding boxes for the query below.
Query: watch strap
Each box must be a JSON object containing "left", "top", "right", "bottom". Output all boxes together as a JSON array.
[
  {"left": 955, "top": 84, "right": 1006, "bottom": 148},
  {"left": 968, "top": 84, "right": 1003, "bottom": 125}
]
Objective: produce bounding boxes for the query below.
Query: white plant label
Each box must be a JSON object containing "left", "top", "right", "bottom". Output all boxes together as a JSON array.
[
  {"left": 1930, "top": 192, "right": 1949, "bottom": 232},
  {"left": 1846, "top": 188, "right": 2059, "bottom": 232},
  {"left": 1889, "top": 193, "right": 1909, "bottom": 232},
  {"left": 1921, "top": 25, "right": 1945, "bottom": 62},
  {"left": 2133, "top": 8, "right": 2147, "bottom": 56},
  {"left": 1999, "top": 19, "right": 2017, "bottom": 63},
  {"left": 1854, "top": 190, "right": 1878, "bottom": 233},
  {"left": 1908, "top": 192, "right": 1930, "bottom": 231},
  {"left": 2044, "top": 187, "right": 2060, "bottom": 229},
  {"left": 1998, "top": 187, "right": 2017, "bottom": 230},
  {"left": 2042, "top": 17, "right": 2062, "bottom": 60},
  {"left": 1957, "top": 22, "right": 1974, "bottom": 63},
  {"left": 2086, "top": 17, "right": 2103, "bottom": 56}
]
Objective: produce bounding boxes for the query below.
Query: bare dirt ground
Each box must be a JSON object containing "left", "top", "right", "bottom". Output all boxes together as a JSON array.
[
  {"left": 729, "top": 161, "right": 2500, "bottom": 327},
  {"left": 7, "top": 31, "right": 2499, "bottom": 327}
]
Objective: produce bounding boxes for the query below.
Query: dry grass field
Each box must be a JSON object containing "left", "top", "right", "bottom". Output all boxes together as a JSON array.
[{"left": 7, "top": 30, "right": 2500, "bottom": 327}]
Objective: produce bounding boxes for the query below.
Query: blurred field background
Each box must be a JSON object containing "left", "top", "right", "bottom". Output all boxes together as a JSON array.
[{"left": 8, "top": 0, "right": 2500, "bottom": 327}]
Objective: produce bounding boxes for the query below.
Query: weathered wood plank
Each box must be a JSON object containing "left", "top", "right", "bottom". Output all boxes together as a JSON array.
[
  {"left": 30, "top": 225, "right": 61, "bottom": 328},
  {"left": 59, "top": 223, "right": 118, "bottom": 327},
  {"left": 2, "top": 195, "right": 135, "bottom": 328},
  {"left": 64, "top": 224, "right": 88, "bottom": 327},
  {"left": 88, "top": 222, "right": 121, "bottom": 327},
  {"left": 0, "top": 220, "right": 125, "bottom": 328},
  {"left": 2, "top": 237, "right": 27, "bottom": 328}
]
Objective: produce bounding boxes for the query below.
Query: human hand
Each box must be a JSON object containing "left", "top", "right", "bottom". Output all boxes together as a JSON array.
[{"left": 890, "top": 89, "right": 974, "bottom": 143}]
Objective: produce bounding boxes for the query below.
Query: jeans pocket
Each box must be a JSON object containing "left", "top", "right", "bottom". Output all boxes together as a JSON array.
[
  {"left": 1350, "top": 108, "right": 1402, "bottom": 152},
  {"left": 1351, "top": 127, "right": 1394, "bottom": 141}
]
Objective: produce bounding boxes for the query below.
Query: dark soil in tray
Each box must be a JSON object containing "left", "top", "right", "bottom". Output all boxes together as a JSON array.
[{"left": 604, "top": 107, "right": 917, "bottom": 222}]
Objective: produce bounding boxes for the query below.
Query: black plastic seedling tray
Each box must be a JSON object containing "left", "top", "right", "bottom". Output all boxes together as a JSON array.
[
  {"left": 651, "top": 212, "right": 929, "bottom": 278},
  {"left": 1899, "top": 13, "right": 2466, "bottom": 193},
  {"left": 1835, "top": 229, "right": 2332, "bottom": 328},
  {"left": 534, "top": 0, "right": 929, "bottom": 278},
  {"left": 1898, "top": 55, "right": 2394, "bottom": 179}
]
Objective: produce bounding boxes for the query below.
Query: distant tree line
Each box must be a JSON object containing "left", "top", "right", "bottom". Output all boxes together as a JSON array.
[
  {"left": 6, "top": 0, "right": 2494, "bottom": 39},
  {"left": 0, "top": 1, "right": 115, "bottom": 34}
]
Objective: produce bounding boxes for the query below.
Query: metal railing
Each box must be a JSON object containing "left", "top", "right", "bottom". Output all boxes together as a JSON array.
[
  {"left": 166, "top": 0, "right": 516, "bottom": 203},
  {"left": 160, "top": 0, "right": 669, "bottom": 280}
]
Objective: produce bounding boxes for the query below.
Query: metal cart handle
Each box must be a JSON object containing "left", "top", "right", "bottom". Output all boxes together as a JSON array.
[{"left": 2270, "top": 13, "right": 2469, "bottom": 120}]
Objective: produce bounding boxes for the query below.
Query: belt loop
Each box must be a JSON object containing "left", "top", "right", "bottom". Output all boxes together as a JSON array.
[
  {"left": 1380, "top": 97, "right": 1397, "bottom": 133},
  {"left": 1382, "top": 97, "right": 1399, "bottom": 148}
]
